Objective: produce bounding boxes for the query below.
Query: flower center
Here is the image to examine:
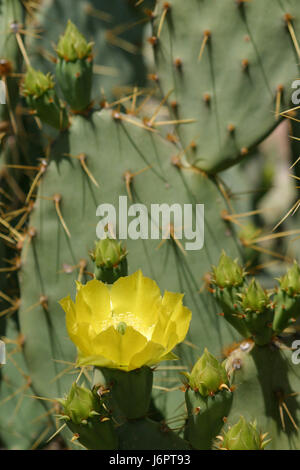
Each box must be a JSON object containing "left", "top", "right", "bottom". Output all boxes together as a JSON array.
[{"left": 116, "top": 321, "right": 127, "bottom": 335}]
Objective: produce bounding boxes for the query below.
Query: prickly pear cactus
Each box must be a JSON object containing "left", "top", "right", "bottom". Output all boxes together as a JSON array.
[
  {"left": 152, "top": 0, "right": 300, "bottom": 172},
  {"left": 17, "top": 108, "right": 241, "bottom": 403},
  {"left": 1, "top": 0, "right": 300, "bottom": 451},
  {"left": 211, "top": 254, "right": 300, "bottom": 449}
]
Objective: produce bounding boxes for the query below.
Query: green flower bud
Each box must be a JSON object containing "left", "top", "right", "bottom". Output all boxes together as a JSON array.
[
  {"left": 91, "top": 238, "right": 128, "bottom": 283},
  {"left": 185, "top": 352, "right": 233, "bottom": 449},
  {"left": 212, "top": 251, "right": 245, "bottom": 288},
  {"left": 58, "top": 383, "right": 100, "bottom": 425},
  {"left": 23, "top": 67, "right": 54, "bottom": 98},
  {"left": 187, "top": 348, "right": 229, "bottom": 396},
  {"left": 23, "top": 67, "right": 69, "bottom": 130},
  {"left": 238, "top": 279, "right": 273, "bottom": 345},
  {"left": 58, "top": 382, "right": 118, "bottom": 450},
  {"left": 278, "top": 261, "right": 300, "bottom": 296},
  {"left": 56, "top": 21, "right": 94, "bottom": 112},
  {"left": 222, "top": 417, "right": 269, "bottom": 450},
  {"left": 56, "top": 20, "right": 93, "bottom": 61},
  {"left": 93, "top": 238, "right": 127, "bottom": 268},
  {"left": 241, "top": 279, "right": 269, "bottom": 313}
]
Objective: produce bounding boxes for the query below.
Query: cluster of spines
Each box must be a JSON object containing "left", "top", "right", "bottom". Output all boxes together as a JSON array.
[{"left": 210, "top": 252, "right": 300, "bottom": 344}]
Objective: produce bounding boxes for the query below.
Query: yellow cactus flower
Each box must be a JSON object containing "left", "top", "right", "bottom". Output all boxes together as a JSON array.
[{"left": 59, "top": 270, "right": 192, "bottom": 372}]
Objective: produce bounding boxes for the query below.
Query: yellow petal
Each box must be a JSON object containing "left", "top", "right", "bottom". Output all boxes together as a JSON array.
[
  {"left": 75, "top": 280, "right": 84, "bottom": 291},
  {"left": 129, "top": 339, "right": 166, "bottom": 370},
  {"left": 162, "top": 291, "right": 192, "bottom": 343},
  {"left": 157, "top": 350, "right": 178, "bottom": 362},
  {"left": 110, "top": 270, "right": 162, "bottom": 327},
  {"left": 68, "top": 322, "right": 95, "bottom": 356},
  {"left": 59, "top": 295, "right": 77, "bottom": 334},
  {"left": 152, "top": 315, "right": 179, "bottom": 353},
  {"left": 75, "top": 279, "right": 111, "bottom": 331},
  {"left": 81, "top": 325, "right": 149, "bottom": 370},
  {"left": 76, "top": 351, "right": 119, "bottom": 369},
  {"left": 151, "top": 292, "right": 191, "bottom": 354}
]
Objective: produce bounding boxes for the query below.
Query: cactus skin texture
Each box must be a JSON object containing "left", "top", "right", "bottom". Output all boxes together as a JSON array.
[
  {"left": 185, "top": 390, "right": 233, "bottom": 450},
  {"left": 152, "top": 0, "right": 300, "bottom": 172},
  {"left": 116, "top": 419, "right": 189, "bottom": 451},
  {"left": 0, "top": 319, "right": 52, "bottom": 449},
  {"left": 97, "top": 367, "right": 153, "bottom": 421}
]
